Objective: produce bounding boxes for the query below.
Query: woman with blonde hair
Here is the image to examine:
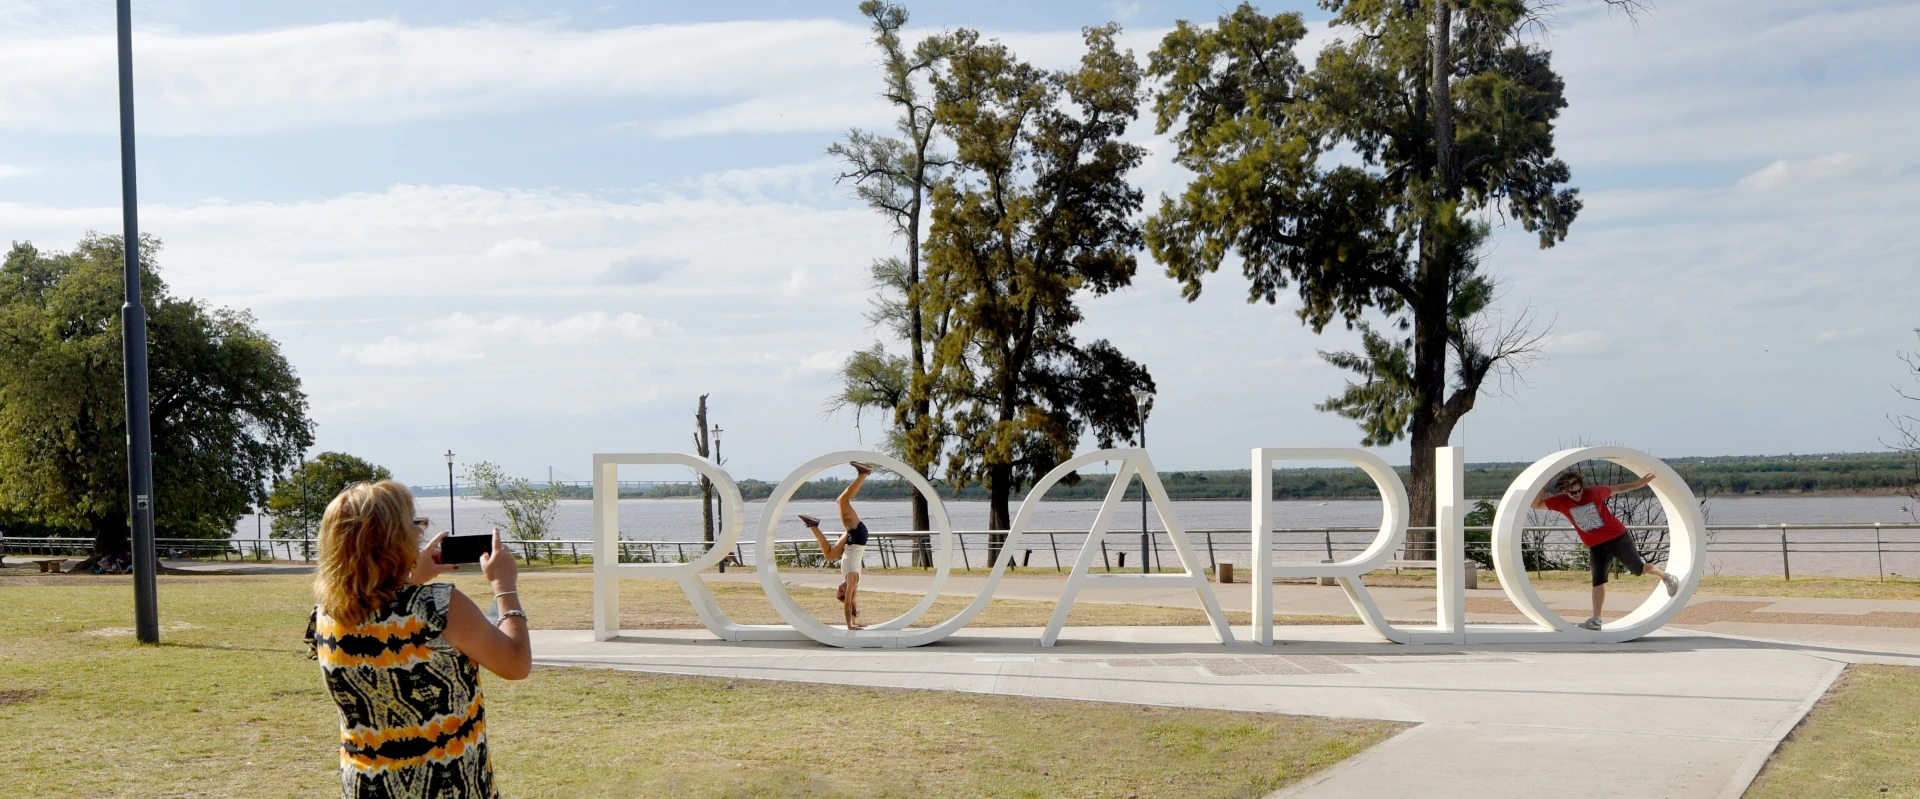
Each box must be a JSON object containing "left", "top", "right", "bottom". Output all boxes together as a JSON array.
[{"left": 306, "top": 480, "right": 531, "bottom": 799}]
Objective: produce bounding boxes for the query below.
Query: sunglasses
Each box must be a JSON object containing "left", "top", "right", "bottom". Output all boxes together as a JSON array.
[{"left": 412, "top": 516, "right": 431, "bottom": 529}]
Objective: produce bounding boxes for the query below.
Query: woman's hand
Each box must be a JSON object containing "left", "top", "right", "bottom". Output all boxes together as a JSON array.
[
  {"left": 411, "top": 531, "right": 458, "bottom": 585},
  {"left": 480, "top": 528, "right": 518, "bottom": 590}
]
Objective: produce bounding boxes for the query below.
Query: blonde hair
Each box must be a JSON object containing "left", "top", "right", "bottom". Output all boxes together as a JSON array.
[{"left": 314, "top": 480, "right": 420, "bottom": 624}]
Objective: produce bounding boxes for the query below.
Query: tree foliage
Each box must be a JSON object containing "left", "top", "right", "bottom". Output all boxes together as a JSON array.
[
  {"left": 924, "top": 24, "right": 1156, "bottom": 532},
  {"left": 1144, "top": 1, "right": 1572, "bottom": 547},
  {"left": 0, "top": 234, "right": 312, "bottom": 553},
  {"left": 462, "top": 460, "right": 560, "bottom": 541},
  {"left": 265, "top": 452, "right": 392, "bottom": 539}
]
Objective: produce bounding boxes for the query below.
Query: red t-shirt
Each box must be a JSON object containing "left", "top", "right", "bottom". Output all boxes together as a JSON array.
[{"left": 1542, "top": 485, "right": 1626, "bottom": 546}]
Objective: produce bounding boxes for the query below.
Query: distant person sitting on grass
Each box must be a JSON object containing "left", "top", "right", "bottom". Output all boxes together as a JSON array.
[
  {"left": 307, "top": 480, "right": 532, "bottom": 799},
  {"left": 799, "top": 462, "right": 874, "bottom": 630},
  {"left": 1533, "top": 469, "right": 1681, "bottom": 630}
]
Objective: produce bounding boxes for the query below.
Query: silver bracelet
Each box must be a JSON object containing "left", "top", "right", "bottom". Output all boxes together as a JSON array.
[
  {"left": 493, "top": 590, "right": 518, "bottom": 598},
  {"left": 497, "top": 609, "right": 526, "bottom": 622}
]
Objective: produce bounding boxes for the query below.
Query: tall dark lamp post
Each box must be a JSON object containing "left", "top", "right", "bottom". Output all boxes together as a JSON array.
[
  {"left": 116, "top": 0, "right": 159, "bottom": 644},
  {"left": 444, "top": 450, "right": 457, "bottom": 535},
  {"left": 1133, "top": 389, "right": 1152, "bottom": 574}
]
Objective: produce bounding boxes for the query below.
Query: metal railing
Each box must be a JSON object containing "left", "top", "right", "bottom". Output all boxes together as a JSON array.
[{"left": 8, "top": 522, "right": 1917, "bottom": 580}]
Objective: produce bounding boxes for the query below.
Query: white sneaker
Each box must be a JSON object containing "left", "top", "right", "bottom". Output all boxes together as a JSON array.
[
  {"left": 1661, "top": 573, "right": 1680, "bottom": 597},
  {"left": 1577, "top": 616, "right": 1604, "bottom": 631}
]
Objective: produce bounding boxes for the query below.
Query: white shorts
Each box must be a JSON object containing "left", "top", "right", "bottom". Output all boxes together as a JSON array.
[{"left": 840, "top": 544, "right": 866, "bottom": 576}]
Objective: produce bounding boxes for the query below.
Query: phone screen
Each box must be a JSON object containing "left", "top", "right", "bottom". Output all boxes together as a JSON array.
[{"left": 439, "top": 533, "right": 493, "bottom": 565}]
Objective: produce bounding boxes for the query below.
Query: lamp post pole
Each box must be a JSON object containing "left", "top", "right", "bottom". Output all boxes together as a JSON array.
[
  {"left": 115, "top": 0, "right": 159, "bottom": 644},
  {"left": 1133, "top": 389, "right": 1152, "bottom": 575},
  {"left": 444, "top": 450, "right": 456, "bottom": 535}
]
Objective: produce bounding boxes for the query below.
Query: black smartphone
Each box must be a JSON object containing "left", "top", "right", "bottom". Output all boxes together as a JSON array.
[{"left": 439, "top": 533, "right": 493, "bottom": 565}]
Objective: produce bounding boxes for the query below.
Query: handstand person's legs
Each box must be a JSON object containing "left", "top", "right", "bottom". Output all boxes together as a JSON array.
[
  {"left": 838, "top": 462, "right": 871, "bottom": 530},
  {"left": 800, "top": 514, "right": 842, "bottom": 562}
]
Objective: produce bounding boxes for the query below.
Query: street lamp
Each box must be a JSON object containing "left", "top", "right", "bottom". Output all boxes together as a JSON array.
[
  {"left": 444, "top": 450, "right": 456, "bottom": 535},
  {"left": 115, "top": 0, "right": 159, "bottom": 644},
  {"left": 1133, "top": 389, "right": 1153, "bottom": 574},
  {"left": 711, "top": 425, "right": 724, "bottom": 533}
]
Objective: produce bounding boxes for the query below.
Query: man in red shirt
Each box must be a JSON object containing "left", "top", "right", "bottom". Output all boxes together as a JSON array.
[{"left": 1533, "top": 469, "right": 1680, "bottom": 630}]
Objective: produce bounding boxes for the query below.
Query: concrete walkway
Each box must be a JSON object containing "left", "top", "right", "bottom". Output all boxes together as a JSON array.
[
  {"left": 533, "top": 624, "right": 1916, "bottom": 799},
  {"left": 532, "top": 571, "right": 1920, "bottom": 798}
]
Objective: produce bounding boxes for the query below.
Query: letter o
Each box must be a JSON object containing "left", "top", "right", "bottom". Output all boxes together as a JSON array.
[
  {"left": 1490, "top": 447, "right": 1703, "bottom": 642},
  {"left": 754, "top": 450, "right": 955, "bottom": 648}
]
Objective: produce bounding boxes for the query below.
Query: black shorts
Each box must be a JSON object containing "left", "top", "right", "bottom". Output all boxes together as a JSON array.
[
  {"left": 1589, "top": 535, "right": 1645, "bottom": 586},
  {"left": 846, "top": 521, "right": 870, "bottom": 547}
]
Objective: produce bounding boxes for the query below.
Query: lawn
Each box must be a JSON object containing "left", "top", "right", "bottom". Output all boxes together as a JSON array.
[
  {"left": 1745, "top": 664, "right": 1920, "bottom": 799},
  {"left": 0, "top": 571, "right": 1399, "bottom": 798}
]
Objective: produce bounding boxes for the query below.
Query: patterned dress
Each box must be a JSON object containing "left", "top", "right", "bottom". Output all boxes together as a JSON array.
[{"left": 307, "top": 582, "right": 497, "bottom": 799}]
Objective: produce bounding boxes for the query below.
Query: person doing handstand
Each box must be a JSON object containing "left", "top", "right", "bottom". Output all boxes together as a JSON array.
[
  {"left": 1533, "top": 469, "right": 1680, "bottom": 630},
  {"left": 798, "top": 462, "right": 873, "bottom": 630}
]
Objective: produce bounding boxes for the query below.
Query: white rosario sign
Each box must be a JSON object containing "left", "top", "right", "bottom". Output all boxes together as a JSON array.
[{"left": 590, "top": 446, "right": 1701, "bottom": 648}]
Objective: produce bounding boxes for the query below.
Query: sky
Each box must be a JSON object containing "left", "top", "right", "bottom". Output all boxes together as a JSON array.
[{"left": 2, "top": 0, "right": 1917, "bottom": 487}]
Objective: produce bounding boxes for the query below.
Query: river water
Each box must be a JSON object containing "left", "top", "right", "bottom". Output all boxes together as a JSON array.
[{"left": 234, "top": 494, "right": 1920, "bottom": 578}]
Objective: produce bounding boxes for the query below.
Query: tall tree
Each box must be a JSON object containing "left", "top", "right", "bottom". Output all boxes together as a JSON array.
[
  {"left": 1144, "top": 2, "right": 1576, "bottom": 555},
  {"left": 0, "top": 234, "right": 312, "bottom": 564},
  {"left": 265, "top": 452, "right": 391, "bottom": 539},
  {"left": 826, "top": 1, "right": 954, "bottom": 543},
  {"left": 693, "top": 394, "right": 713, "bottom": 543},
  {"left": 925, "top": 25, "right": 1155, "bottom": 552}
]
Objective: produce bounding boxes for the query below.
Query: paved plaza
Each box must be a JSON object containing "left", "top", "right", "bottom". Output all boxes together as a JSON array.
[{"left": 538, "top": 571, "right": 1920, "bottom": 799}]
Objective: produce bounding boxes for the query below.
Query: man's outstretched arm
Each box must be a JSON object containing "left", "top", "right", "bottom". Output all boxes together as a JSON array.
[{"left": 1606, "top": 474, "right": 1657, "bottom": 493}]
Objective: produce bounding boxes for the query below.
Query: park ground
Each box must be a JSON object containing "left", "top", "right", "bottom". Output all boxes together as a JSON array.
[{"left": 1, "top": 563, "right": 1916, "bottom": 798}]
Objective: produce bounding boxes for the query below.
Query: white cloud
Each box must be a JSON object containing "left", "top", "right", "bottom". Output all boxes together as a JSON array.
[
  {"left": 1815, "top": 327, "right": 1868, "bottom": 343},
  {"left": 0, "top": 17, "right": 1182, "bottom": 138},
  {"left": 1549, "top": 0, "right": 1920, "bottom": 168},
  {"left": 0, "top": 177, "right": 887, "bottom": 306},
  {"left": 1546, "top": 330, "right": 1610, "bottom": 355},
  {"left": 344, "top": 311, "right": 675, "bottom": 366},
  {"left": 0, "top": 163, "right": 34, "bottom": 180},
  {"left": 484, "top": 237, "right": 550, "bottom": 259},
  {"left": 344, "top": 335, "right": 483, "bottom": 367},
  {"left": 0, "top": 19, "right": 879, "bottom": 135},
  {"left": 1737, "top": 153, "right": 1872, "bottom": 191}
]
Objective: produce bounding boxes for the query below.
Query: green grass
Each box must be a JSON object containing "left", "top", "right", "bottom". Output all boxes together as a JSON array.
[
  {"left": 1746, "top": 664, "right": 1920, "bottom": 798},
  {"left": 0, "top": 572, "right": 1400, "bottom": 798}
]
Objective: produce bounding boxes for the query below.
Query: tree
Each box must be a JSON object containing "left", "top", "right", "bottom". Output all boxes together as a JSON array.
[
  {"left": 1144, "top": 2, "right": 1577, "bottom": 556},
  {"left": 1894, "top": 329, "right": 1920, "bottom": 519},
  {"left": 265, "top": 452, "right": 392, "bottom": 539},
  {"left": 462, "top": 461, "right": 560, "bottom": 541},
  {"left": 0, "top": 234, "right": 312, "bottom": 564},
  {"left": 826, "top": 1, "right": 954, "bottom": 544},
  {"left": 923, "top": 25, "right": 1156, "bottom": 553},
  {"left": 693, "top": 394, "right": 713, "bottom": 543}
]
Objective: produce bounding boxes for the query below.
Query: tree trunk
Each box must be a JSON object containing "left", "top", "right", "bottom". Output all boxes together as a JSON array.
[
  {"left": 1431, "top": 0, "right": 1455, "bottom": 197},
  {"left": 71, "top": 513, "right": 129, "bottom": 573},
  {"left": 910, "top": 492, "right": 933, "bottom": 567},
  {"left": 694, "top": 395, "right": 713, "bottom": 544},
  {"left": 1403, "top": 0, "right": 1461, "bottom": 561},
  {"left": 987, "top": 463, "right": 1012, "bottom": 566}
]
